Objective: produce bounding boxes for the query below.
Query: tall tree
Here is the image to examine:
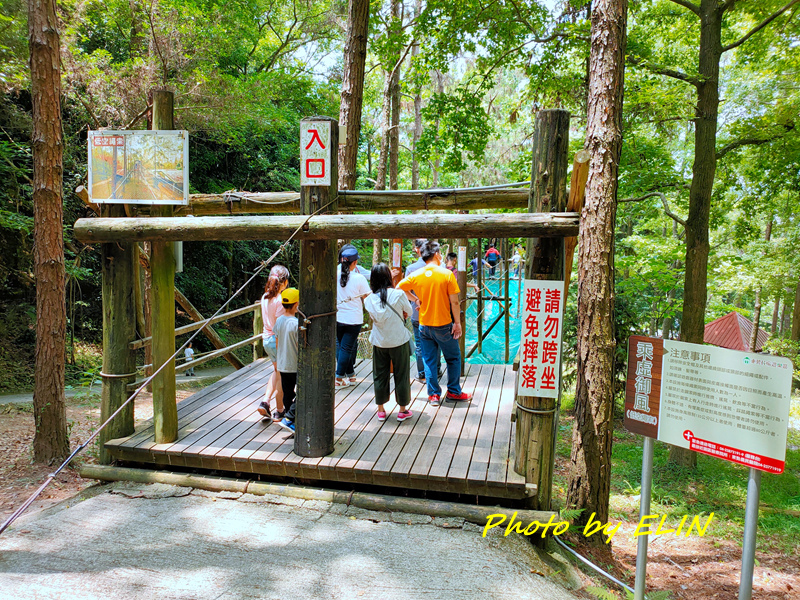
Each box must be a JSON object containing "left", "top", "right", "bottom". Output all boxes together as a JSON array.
[
  {"left": 567, "top": 0, "right": 627, "bottom": 532},
  {"left": 338, "top": 0, "right": 371, "bottom": 190},
  {"left": 627, "top": 0, "right": 800, "bottom": 467},
  {"left": 29, "top": 0, "right": 69, "bottom": 462}
]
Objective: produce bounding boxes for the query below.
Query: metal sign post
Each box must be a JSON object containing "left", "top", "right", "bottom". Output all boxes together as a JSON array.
[
  {"left": 738, "top": 468, "right": 762, "bottom": 600},
  {"left": 624, "top": 336, "right": 792, "bottom": 600},
  {"left": 634, "top": 436, "right": 654, "bottom": 600}
]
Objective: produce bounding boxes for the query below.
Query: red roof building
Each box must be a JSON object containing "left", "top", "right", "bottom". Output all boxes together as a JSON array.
[{"left": 704, "top": 311, "right": 769, "bottom": 352}]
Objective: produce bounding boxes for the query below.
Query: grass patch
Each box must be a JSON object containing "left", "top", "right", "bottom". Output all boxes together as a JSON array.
[{"left": 553, "top": 395, "right": 800, "bottom": 553}]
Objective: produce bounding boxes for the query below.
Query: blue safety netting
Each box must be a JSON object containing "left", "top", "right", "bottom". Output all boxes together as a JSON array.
[{"left": 464, "top": 274, "right": 522, "bottom": 365}]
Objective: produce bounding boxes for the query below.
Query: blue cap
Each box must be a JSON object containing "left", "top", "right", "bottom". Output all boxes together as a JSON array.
[{"left": 341, "top": 247, "right": 359, "bottom": 260}]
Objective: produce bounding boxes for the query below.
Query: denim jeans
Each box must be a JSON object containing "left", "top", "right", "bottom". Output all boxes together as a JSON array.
[
  {"left": 411, "top": 321, "right": 425, "bottom": 378},
  {"left": 336, "top": 323, "right": 362, "bottom": 378},
  {"left": 419, "top": 324, "right": 462, "bottom": 397}
]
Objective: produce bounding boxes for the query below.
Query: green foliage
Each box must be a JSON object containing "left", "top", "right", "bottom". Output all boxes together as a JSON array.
[{"left": 417, "top": 88, "right": 492, "bottom": 173}]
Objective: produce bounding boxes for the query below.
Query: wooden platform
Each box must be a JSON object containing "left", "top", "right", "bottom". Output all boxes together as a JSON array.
[{"left": 105, "top": 359, "right": 531, "bottom": 499}]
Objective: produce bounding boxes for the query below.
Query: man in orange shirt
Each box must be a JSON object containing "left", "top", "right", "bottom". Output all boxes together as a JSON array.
[{"left": 397, "top": 241, "right": 472, "bottom": 406}]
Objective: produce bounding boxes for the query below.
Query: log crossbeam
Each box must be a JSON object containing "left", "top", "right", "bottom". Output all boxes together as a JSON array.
[{"left": 74, "top": 212, "right": 579, "bottom": 244}]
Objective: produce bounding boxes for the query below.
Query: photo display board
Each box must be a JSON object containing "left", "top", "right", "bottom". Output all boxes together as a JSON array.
[
  {"left": 625, "top": 336, "right": 794, "bottom": 473},
  {"left": 88, "top": 130, "right": 189, "bottom": 205},
  {"left": 517, "top": 280, "right": 565, "bottom": 398}
]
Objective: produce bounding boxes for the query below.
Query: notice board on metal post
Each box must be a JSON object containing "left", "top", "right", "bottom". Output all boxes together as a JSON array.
[
  {"left": 625, "top": 335, "right": 794, "bottom": 600},
  {"left": 625, "top": 336, "right": 793, "bottom": 473}
]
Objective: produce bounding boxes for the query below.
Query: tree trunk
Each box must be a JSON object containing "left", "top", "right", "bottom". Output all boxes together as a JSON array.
[
  {"left": 432, "top": 71, "right": 444, "bottom": 187},
  {"left": 388, "top": 0, "right": 401, "bottom": 190},
  {"left": 566, "top": 0, "right": 627, "bottom": 533},
  {"left": 411, "top": 0, "right": 422, "bottom": 190},
  {"left": 749, "top": 219, "right": 772, "bottom": 351},
  {"left": 792, "top": 277, "right": 800, "bottom": 341},
  {"left": 337, "top": 0, "right": 370, "bottom": 190},
  {"left": 771, "top": 295, "right": 779, "bottom": 334},
  {"left": 374, "top": 69, "right": 391, "bottom": 191},
  {"left": 670, "top": 0, "right": 723, "bottom": 468},
  {"left": 29, "top": 0, "right": 69, "bottom": 463}
]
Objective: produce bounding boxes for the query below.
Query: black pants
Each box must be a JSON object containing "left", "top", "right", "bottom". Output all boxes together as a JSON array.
[
  {"left": 281, "top": 371, "right": 298, "bottom": 422},
  {"left": 372, "top": 343, "right": 411, "bottom": 408}
]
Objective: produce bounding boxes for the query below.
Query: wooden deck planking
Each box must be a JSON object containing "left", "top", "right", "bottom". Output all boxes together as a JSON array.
[
  {"left": 332, "top": 374, "right": 426, "bottom": 481},
  {"left": 350, "top": 377, "right": 428, "bottom": 482},
  {"left": 486, "top": 366, "right": 519, "bottom": 492},
  {"left": 444, "top": 363, "right": 494, "bottom": 485},
  {"left": 106, "top": 359, "right": 268, "bottom": 455},
  {"left": 426, "top": 365, "right": 485, "bottom": 483},
  {"left": 465, "top": 364, "right": 506, "bottom": 489},
  {"left": 160, "top": 363, "right": 273, "bottom": 467},
  {"left": 105, "top": 360, "right": 529, "bottom": 499},
  {"left": 282, "top": 360, "right": 375, "bottom": 479},
  {"left": 407, "top": 364, "right": 482, "bottom": 482}
]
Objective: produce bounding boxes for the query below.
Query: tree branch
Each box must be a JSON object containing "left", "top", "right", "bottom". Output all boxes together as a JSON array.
[
  {"left": 722, "top": 0, "right": 800, "bottom": 52},
  {"left": 125, "top": 104, "right": 151, "bottom": 129},
  {"left": 715, "top": 128, "right": 794, "bottom": 159},
  {"left": 627, "top": 54, "right": 701, "bottom": 86},
  {"left": 619, "top": 191, "right": 687, "bottom": 228},
  {"left": 666, "top": 0, "right": 700, "bottom": 15}
]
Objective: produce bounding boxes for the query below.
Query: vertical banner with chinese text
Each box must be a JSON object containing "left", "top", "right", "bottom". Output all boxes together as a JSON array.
[
  {"left": 517, "top": 280, "right": 565, "bottom": 398},
  {"left": 300, "top": 121, "right": 331, "bottom": 186}
]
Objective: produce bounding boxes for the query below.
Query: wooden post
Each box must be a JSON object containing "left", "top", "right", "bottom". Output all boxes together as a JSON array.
[
  {"left": 99, "top": 204, "right": 137, "bottom": 463},
  {"left": 150, "top": 89, "right": 177, "bottom": 443},
  {"left": 503, "top": 238, "right": 510, "bottom": 363},
  {"left": 457, "top": 237, "right": 468, "bottom": 376},
  {"left": 477, "top": 237, "right": 483, "bottom": 355},
  {"left": 514, "top": 109, "right": 570, "bottom": 512},
  {"left": 295, "top": 116, "right": 338, "bottom": 458}
]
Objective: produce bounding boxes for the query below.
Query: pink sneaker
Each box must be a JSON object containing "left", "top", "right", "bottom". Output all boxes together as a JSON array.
[
  {"left": 377, "top": 410, "right": 387, "bottom": 422},
  {"left": 397, "top": 409, "right": 413, "bottom": 422}
]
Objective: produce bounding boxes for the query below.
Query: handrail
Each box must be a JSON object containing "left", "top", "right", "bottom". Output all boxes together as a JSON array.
[
  {"left": 126, "top": 334, "right": 263, "bottom": 391},
  {"left": 129, "top": 302, "right": 260, "bottom": 350}
]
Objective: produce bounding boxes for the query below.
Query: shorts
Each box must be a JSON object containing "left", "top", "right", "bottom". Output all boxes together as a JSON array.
[{"left": 263, "top": 334, "right": 277, "bottom": 362}]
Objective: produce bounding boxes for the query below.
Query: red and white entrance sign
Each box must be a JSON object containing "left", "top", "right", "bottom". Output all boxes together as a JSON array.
[
  {"left": 625, "top": 336, "right": 793, "bottom": 473},
  {"left": 300, "top": 121, "right": 331, "bottom": 186},
  {"left": 517, "top": 280, "right": 565, "bottom": 398}
]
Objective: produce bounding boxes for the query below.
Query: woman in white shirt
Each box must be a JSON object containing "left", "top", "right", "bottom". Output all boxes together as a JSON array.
[
  {"left": 336, "top": 245, "right": 371, "bottom": 387},
  {"left": 259, "top": 265, "right": 288, "bottom": 421},
  {"left": 364, "top": 264, "right": 413, "bottom": 422}
]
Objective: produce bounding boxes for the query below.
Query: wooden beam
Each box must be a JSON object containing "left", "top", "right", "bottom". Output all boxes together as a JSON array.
[
  {"left": 130, "top": 302, "right": 259, "bottom": 349},
  {"left": 174, "top": 288, "right": 245, "bottom": 370},
  {"left": 155, "top": 188, "right": 532, "bottom": 216},
  {"left": 73, "top": 212, "right": 579, "bottom": 244}
]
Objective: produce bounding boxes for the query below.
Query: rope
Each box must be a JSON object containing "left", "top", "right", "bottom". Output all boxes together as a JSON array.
[
  {"left": 296, "top": 309, "right": 339, "bottom": 348},
  {"left": 0, "top": 197, "right": 338, "bottom": 537},
  {"left": 99, "top": 371, "right": 137, "bottom": 379},
  {"left": 515, "top": 402, "right": 557, "bottom": 415}
]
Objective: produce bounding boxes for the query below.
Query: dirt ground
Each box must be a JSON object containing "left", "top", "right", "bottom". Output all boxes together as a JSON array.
[{"left": 1, "top": 395, "right": 798, "bottom": 599}]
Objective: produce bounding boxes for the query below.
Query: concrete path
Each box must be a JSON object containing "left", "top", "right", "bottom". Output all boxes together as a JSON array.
[
  {"left": 0, "top": 482, "right": 581, "bottom": 600},
  {"left": 0, "top": 366, "right": 236, "bottom": 405}
]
